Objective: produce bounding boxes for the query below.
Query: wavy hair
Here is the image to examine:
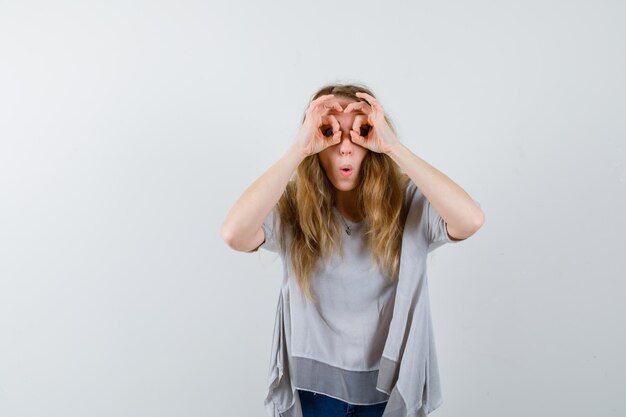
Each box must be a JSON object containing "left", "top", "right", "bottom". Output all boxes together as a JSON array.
[{"left": 274, "top": 83, "right": 410, "bottom": 303}]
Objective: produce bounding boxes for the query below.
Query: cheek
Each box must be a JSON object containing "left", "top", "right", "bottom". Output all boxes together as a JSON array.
[
  {"left": 356, "top": 150, "right": 369, "bottom": 165},
  {"left": 317, "top": 153, "right": 331, "bottom": 172}
]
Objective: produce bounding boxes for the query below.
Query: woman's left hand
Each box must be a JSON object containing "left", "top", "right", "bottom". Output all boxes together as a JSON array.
[{"left": 343, "top": 92, "right": 401, "bottom": 154}]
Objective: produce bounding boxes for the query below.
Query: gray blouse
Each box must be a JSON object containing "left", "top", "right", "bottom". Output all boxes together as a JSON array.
[{"left": 255, "top": 180, "right": 479, "bottom": 417}]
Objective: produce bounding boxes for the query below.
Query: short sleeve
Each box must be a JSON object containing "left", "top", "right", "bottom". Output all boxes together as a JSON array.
[
  {"left": 427, "top": 198, "right": 481, "bottom": 253},
  {"left": 249, "top": 207, "right": 279, "bottom": 253}
]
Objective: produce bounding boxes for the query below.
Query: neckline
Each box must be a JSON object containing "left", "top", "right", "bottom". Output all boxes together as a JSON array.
[{"left": 332, "top": 206, "right": 364, "bottom": 225}]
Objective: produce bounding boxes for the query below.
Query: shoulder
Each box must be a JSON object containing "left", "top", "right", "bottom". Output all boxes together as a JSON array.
[
  {"left": 399, "top": 175, "right": 431, "bottom": 228},
  {"left": 401, "top": 174, "right": 422, "bottom": 206}
]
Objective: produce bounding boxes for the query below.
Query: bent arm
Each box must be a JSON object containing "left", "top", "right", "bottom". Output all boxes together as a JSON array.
[
  {"left": 220, "top": 144, "right": 306, "bottom": 252},
  {"left": 387, "top": 142, "right": 484, "bottom": 239}
]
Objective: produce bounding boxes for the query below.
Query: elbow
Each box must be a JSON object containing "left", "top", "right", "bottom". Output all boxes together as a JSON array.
[
  {"left": 220, "top": 223, "right": 255, "bottom": 252},
  {"left": 471, "top": 210, "right": 485, "bottom": 234},
  {"left": 461, "top": 208, "right": 485, "bottom": 239},
  {"left": 220, "top": 223, "right": 237, "bottom": 249}
]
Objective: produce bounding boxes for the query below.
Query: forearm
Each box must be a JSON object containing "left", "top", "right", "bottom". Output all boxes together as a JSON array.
[
  {"left": 386, "top": 142, "right": 484, "bottom": 235},
  {"left": 220, "top": 144, "right": 306, "bottom": 247}
]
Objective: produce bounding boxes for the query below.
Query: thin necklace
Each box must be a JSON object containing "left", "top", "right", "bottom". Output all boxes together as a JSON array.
[{"left": 334, "top": 208, "right": 355, "bottom": 236}]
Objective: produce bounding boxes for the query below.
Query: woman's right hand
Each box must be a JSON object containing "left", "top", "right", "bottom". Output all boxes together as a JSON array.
[{"left": 293, "top": 94, "right": 343, "bottom": 157}]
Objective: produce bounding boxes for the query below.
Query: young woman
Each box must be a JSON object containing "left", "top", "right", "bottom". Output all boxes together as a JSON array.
[{"left": 220, "top": 83, "right": 484, "bottom": 417}]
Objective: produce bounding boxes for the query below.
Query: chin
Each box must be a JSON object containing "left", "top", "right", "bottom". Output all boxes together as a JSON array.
[{"left": 332, "top": 180, "right": 358, "bottom": 192}]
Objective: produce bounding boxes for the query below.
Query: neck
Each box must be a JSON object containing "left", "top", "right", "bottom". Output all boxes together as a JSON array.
[{"left": 334, "top": 189, "right": 362, "bottom": 222}]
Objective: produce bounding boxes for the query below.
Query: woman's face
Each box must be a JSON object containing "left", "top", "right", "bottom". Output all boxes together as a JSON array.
[{"left": 317, "top": 97, "right": 370, "bottom": 193}]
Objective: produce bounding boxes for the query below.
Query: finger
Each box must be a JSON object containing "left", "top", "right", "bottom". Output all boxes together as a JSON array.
[
  {"left": 309, "top": 94, "right": 336, "bottom": 112},
  {"left": 313, "top": 96, "right": 333, "bottom": 109},
  {"left": 355, "top": 92, "right": 383, "bottom": 112},
  {"left": 352, "top": 114, "right": 366, "bottom": 133},
  {"left": 329, "top": 115, "right": 340, "bottom": 133},
  {"left": 321, "top": 124, "right": 341, "bottom": 146},
  {"left": 355, "top": 91, "right": 375, "bottom": 103},
  {"left": 322, "top": 114, "right": 340, "bottom": 133},
  {"left": 321, "top": 113, "right": 336, "bottom": 124},
  {"left": 313, "top": 94, "right": 335, "bottom": 104},
  {"left": 343, "top": 101, "right": 372, "bottom": 115},
  {"left": 320, "top": 101, "right": 343, "bottom": 115},
  {"left": 331, "top": 129, "right": 341, "bottom": 145},
  {"left": 350, "top": 130, "right": 366, "bottom": 147},
  {"left": 330, "top": 101, "right": 343, "bottom": 112}
]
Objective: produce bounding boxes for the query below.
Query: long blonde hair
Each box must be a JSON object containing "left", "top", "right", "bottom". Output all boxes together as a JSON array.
[{"left": 274, "top": 83, "right": 410, "bottom": 303}]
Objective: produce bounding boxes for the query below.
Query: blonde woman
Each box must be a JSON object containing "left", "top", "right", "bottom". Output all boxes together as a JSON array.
[{"left": 220, "top": 83, "right": 484, "bottom": 417}]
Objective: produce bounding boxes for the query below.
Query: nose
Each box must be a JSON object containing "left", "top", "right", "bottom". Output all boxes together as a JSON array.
[{"left": 338, "top": 128, "right": 354, "bottom": 155}]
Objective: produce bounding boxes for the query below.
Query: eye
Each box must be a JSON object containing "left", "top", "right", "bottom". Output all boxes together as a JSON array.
[
  {"left": 360, "top": 125, "right": 371, "bottom": 137},
  {"left": 321, "top": 126, "right": 334, "bottom": 137}
]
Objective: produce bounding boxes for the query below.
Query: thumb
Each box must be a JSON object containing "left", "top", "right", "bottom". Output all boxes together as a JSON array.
[
  {"left": 322, "top": 131, "right": 340, "bottom": 151},
  {"left": 350, "top": 130, "right": 365, "bottom": 146}
]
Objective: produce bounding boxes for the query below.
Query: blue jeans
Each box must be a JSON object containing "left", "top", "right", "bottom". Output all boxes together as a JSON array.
[{"left": 298, "top": 389, "right": 388, "bottom": 417}]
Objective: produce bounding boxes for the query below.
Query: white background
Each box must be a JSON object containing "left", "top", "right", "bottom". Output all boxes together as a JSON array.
[{"left": 1, "top": 1, "right": 624, "bottom": 416}]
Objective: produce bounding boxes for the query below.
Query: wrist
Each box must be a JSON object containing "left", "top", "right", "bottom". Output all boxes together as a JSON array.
[
  {"left": 385, "top": 140, "right": 405, "bottom": 159},
  {"left": 287, "top": 143, "right": 309, "bottom": 163}
]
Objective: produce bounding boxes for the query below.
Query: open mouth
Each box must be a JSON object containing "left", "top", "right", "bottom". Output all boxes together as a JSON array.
[{"left": 339, "top": 166, "right": 353, "bottom": 176}]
